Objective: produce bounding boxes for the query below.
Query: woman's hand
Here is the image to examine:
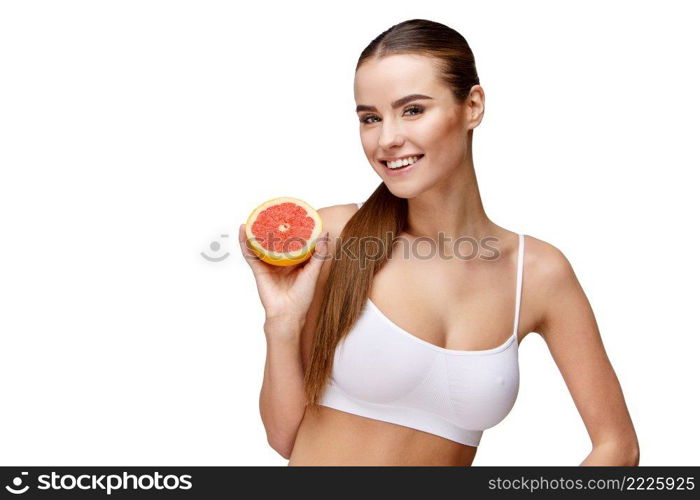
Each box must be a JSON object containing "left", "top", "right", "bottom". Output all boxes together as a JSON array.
[{"left": 238, "top": 223, "right": 330, "bottom": 325}]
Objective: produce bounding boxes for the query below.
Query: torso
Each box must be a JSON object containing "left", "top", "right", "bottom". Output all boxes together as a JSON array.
[{"left": 288, "top": 205, "right": 539, "bottom": 466}]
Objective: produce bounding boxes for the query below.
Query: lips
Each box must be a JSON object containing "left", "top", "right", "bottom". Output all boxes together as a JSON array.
[
  {"left": 380, "top": 154, "right": 424, "bottom": 175},
  {"left": 379, "top": 154, "right": 424, "bottom": 168}
]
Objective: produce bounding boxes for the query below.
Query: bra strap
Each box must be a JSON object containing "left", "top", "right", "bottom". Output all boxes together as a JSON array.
[{"left": 512, "top": 234, "right": 525, "bottom": 341}]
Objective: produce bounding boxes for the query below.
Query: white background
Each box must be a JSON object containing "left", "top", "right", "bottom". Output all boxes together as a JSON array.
[{"left": 1, "top": 0, "right": 698, "bottom": 466}]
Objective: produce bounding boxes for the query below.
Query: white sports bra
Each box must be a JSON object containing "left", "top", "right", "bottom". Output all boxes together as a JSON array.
[{"left": 318, "top": 201, "right": 523, "bottom": 447}]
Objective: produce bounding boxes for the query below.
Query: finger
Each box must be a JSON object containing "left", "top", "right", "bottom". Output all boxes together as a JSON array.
[
  {"left": 238, "top": 224, "right": 267, "bottom": 274},
  {"left": 301, "top": 231, "right": 330, "bottom": 278}
]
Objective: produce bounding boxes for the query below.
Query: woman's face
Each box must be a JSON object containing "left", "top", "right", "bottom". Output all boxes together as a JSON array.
[{"left": 354, "top": 54, "right": 482, "bottom": 198}]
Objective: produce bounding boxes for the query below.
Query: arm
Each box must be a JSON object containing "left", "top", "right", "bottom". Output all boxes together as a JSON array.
[
  {"left": 255, "top": 204, "right": 351, "bottom": 459},
  {"left": 258, "top": 255, "right": 334, "bottom": 459},
  {"left": 531, "top": 239, "right": 640, "bottom": 466},
  {"left": 258, "top": 317, "right": 307, "bottom": 459}
]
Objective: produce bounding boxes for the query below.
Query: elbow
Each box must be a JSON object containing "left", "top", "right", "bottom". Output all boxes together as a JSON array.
[
  {"left": 585, "top": 438, "right": 640, "bottom": 466},
  {"left": 267, "top": 435, "right": 293, "bottom": 460},
  {"left": 259, "top": 401, "right": 305, "bottom": 460},
  {"left": 621, "top": 434, "right": 640, "bottom": 466},
  {"left": 626, "top": 443, "right": 640, "bottom": 467},
  {"left": 265, "top": 427, "right": 296, "bottom": 460},
  {"left": 609, "top": 439, "right": 640, "bottom": 466}
]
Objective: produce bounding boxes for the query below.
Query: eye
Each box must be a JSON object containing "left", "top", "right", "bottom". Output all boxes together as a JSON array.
[
  {"left": 360, "top": 115, "right": 380, "bottom": 124},
  {"left": 359, "top": 104, "right": 425, "bottom": 124},
  {"left": 404, "top": 105, "right": 424, "bottom": 116}
]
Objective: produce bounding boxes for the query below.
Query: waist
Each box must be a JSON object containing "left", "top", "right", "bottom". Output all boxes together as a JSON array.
[{"left": 288, "top": 405, "right": 477, "bottom": 466}]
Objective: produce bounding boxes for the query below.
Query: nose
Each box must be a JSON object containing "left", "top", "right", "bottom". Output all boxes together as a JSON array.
[{"left": 377, "top": 118, "right": 405, "bottom": 150}]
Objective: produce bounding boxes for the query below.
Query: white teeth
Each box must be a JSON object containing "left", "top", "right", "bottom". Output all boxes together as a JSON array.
[{"left": 386, "top": 155, "right": 421, "bottom": 169}]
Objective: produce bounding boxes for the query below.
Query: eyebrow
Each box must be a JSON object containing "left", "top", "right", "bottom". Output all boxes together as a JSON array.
[{"left": 356, "top": 94, "right": 433, "bottom": 113}]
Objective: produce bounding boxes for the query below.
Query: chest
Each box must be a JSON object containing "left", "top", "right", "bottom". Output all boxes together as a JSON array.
[
  {"left": 329, "top": 300, "right": 520, "bottom": 430},
  {"left": 368, "top": 253, "right": 519, "bottom": 351}
]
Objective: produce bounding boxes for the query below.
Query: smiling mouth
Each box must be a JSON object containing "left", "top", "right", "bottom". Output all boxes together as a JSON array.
[{"left": 380, "top": 154, "right": 424, "bottom": 170}]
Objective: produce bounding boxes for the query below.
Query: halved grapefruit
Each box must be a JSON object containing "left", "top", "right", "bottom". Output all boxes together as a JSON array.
[{"left": 244, "top": 197, "right": 323, "bottom": 266}]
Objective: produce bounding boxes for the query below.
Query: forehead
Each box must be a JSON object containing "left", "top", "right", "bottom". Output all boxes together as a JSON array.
[{"left": 354, "top": 54, "right": 446, "bottom": 104}]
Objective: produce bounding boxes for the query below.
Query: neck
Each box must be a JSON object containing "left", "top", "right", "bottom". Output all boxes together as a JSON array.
[{"left": 404, "top": 149, "right": 493, "bottom": 241}]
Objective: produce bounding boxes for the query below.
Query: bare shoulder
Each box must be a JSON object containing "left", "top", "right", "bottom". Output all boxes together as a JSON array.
[
  {"left": 317, "top": 203, "right": 360, "bottom": 249},
  {"left": 522, "top": 234, "right": 581, "bottom": 333},
  {"left": 524, "top": 234, "right": 576, "bottom": 286}
]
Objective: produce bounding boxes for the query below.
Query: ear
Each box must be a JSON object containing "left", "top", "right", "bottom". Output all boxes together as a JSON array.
[{"left": 463, "top": 84, "right": 485, "bottom": 130}]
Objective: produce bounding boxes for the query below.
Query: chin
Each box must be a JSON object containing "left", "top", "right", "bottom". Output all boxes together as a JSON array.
[{"left": 383, "top": 182, "right": 423, "bottom": 199}]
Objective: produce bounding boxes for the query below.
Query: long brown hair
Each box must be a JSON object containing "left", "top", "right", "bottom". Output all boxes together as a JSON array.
[{"left": 303, "top": 19, "right": 481, "bottom": 406}]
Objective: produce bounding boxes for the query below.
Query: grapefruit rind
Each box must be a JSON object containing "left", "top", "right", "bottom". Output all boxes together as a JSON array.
[{"left": 244, "top": 197, "right": 323, "bottom": 267}]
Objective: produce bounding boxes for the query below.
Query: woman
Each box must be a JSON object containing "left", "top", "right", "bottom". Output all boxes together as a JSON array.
[{"left": 239, "top": 19, "right": 639, "bottom": 466}]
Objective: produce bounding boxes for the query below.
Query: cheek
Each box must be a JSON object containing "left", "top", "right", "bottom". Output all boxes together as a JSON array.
[
  {"left": 422, "top": 117, "right": 466, "bottom": 161},
  {"left": 416, "top": 115, "right": 451, "bottom": 149},
  {"left": 360, "top": 130, "right": 375, "bottom": 155}
]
